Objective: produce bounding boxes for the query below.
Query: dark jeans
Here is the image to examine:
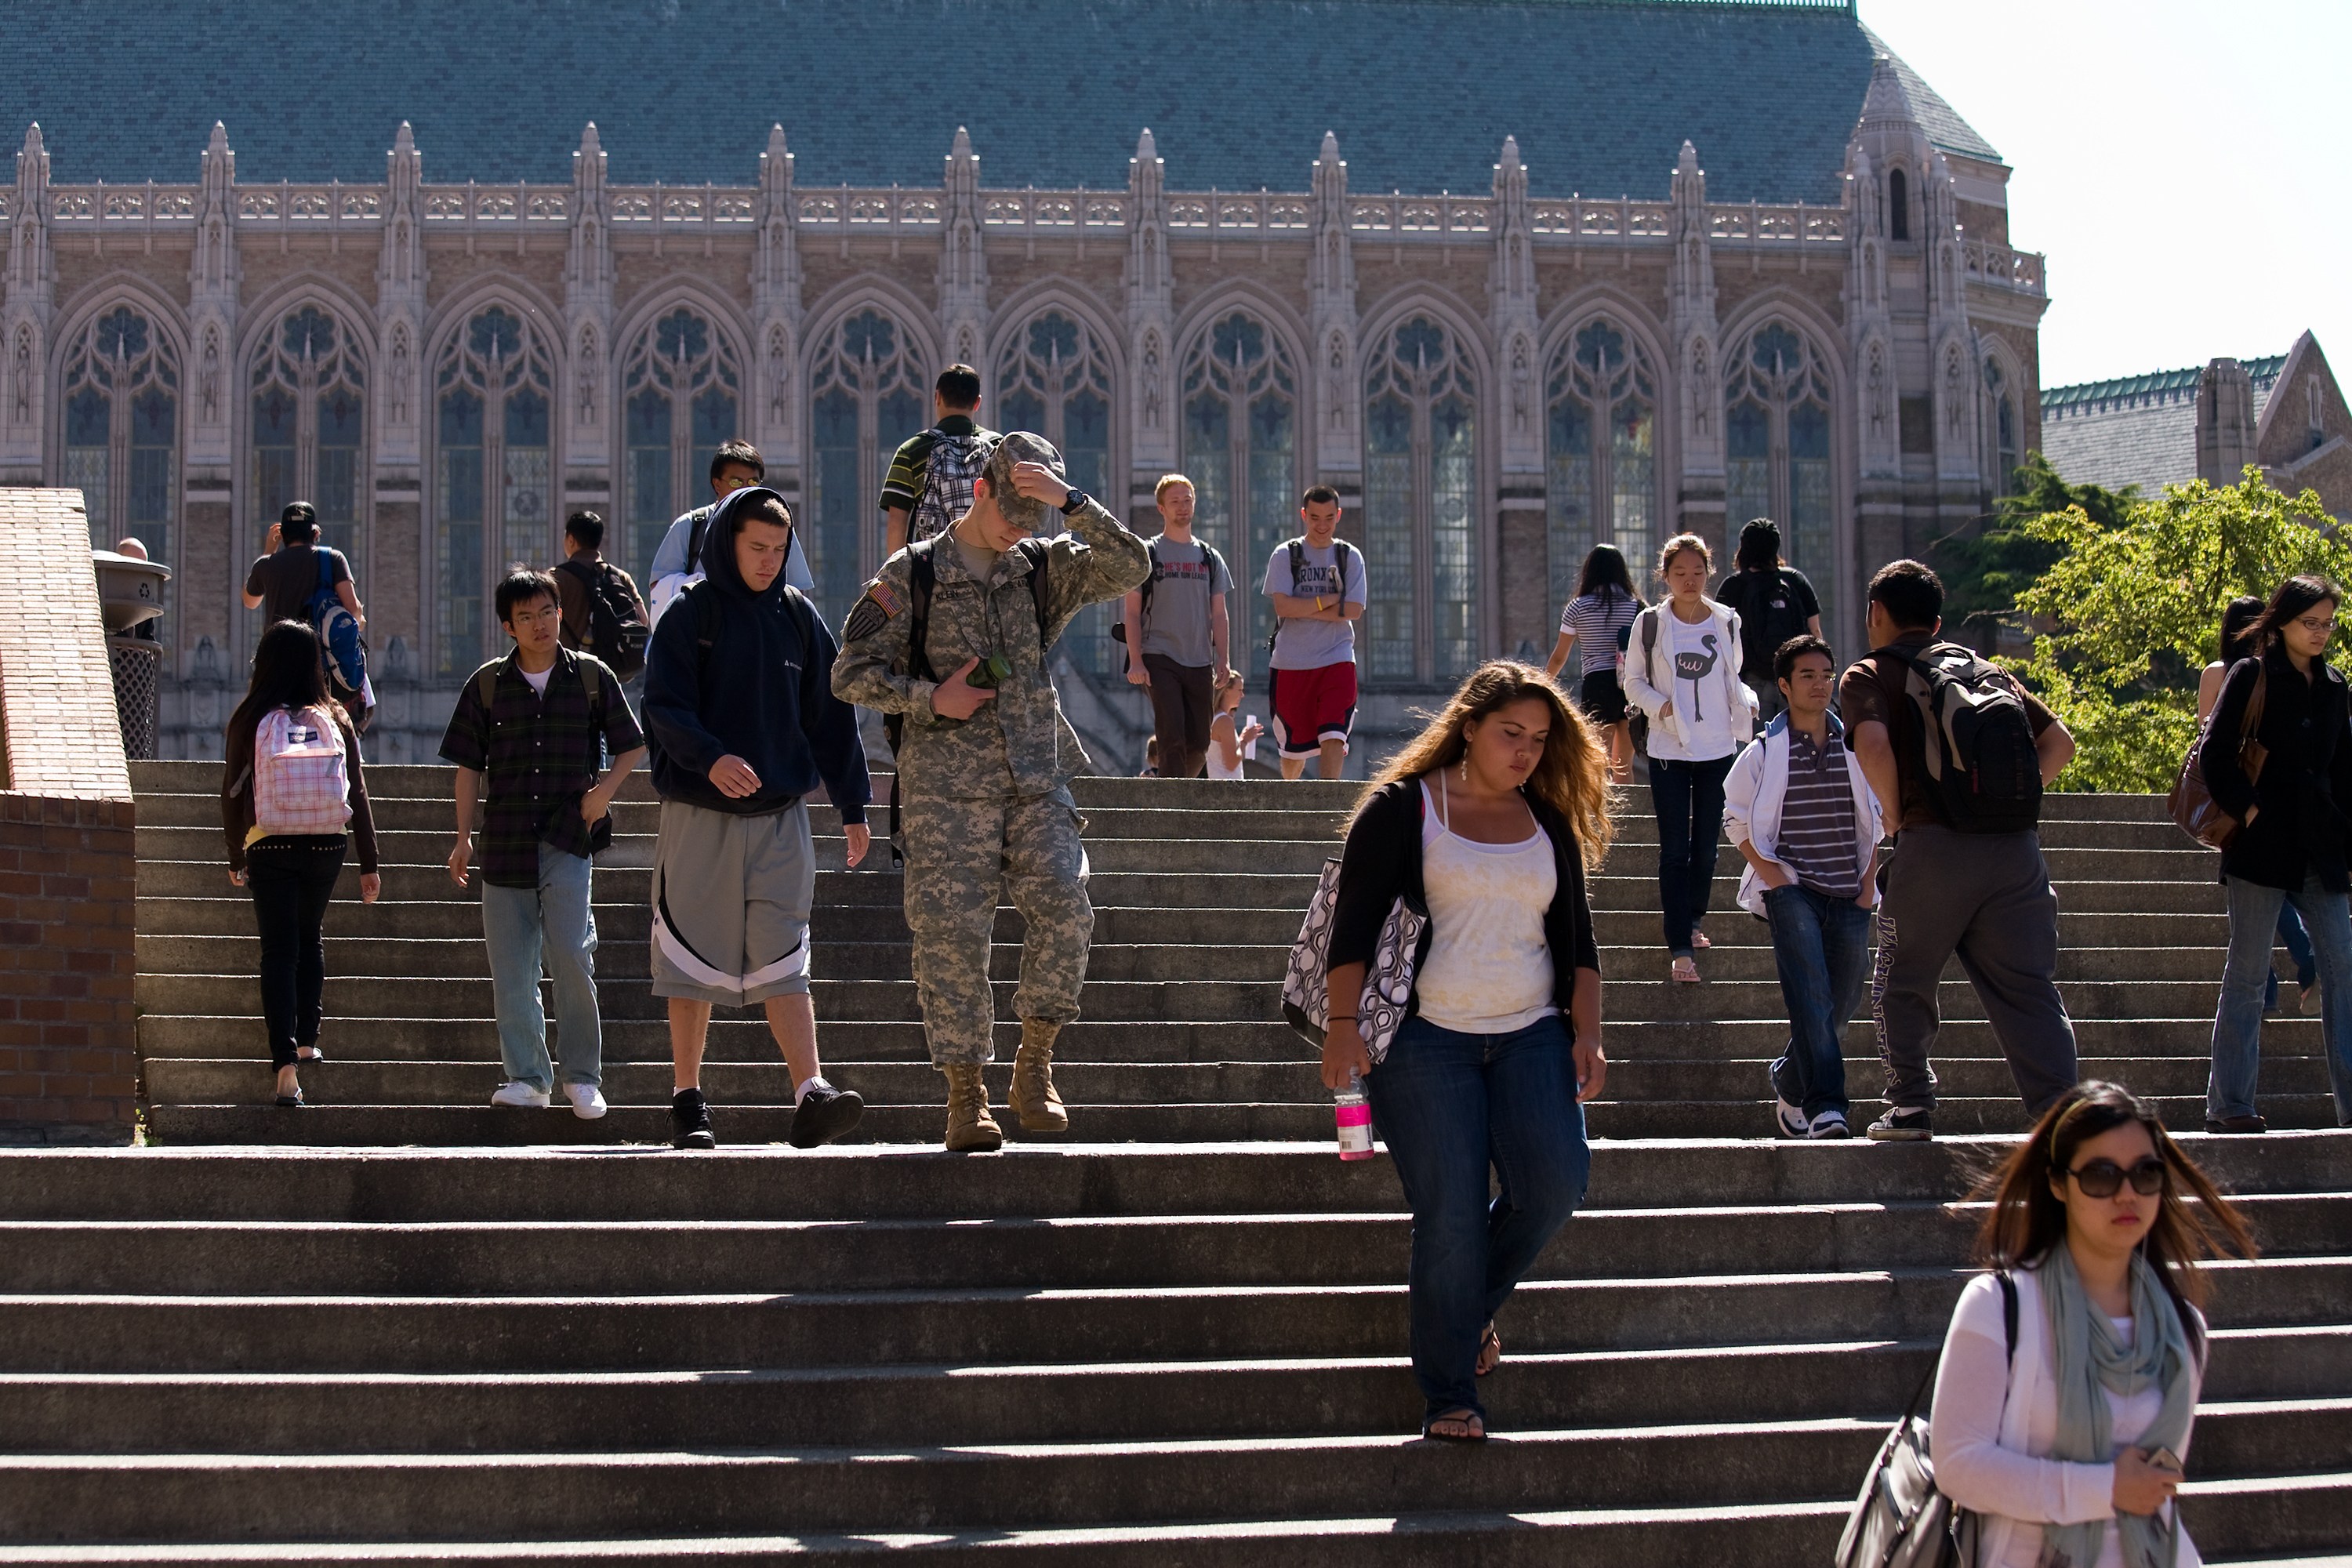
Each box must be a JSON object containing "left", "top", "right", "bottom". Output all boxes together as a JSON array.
[
  {"left": 2268, "top": 902, "right": 2318, "bottom": 1011},
  {"left": 1363, "top": 1013, "right": 1590, "bottom": 1425},
  {"left": 1142, "top": 654, "right": 1214, "bottom": 780},
  {"left": 2213, "top": 873, "right": 2352, "bottom": 1124},
  {"left": 1649, "top": 754, "right": 1734, "bottom": 956},
  {"left": 1765, "top": 884, "right": 1874, "bottom": 1122},
  {"left": 246, "top": 837, "right": 346, "bottom": 1069},
  {"left": 1745, "top": 674, "right": 1787, "bottom": 724}
]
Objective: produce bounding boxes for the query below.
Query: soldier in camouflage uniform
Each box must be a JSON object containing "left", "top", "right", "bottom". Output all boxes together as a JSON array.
[{"left": 833, "top": 433, "right": 1152, "bottom": 1150}]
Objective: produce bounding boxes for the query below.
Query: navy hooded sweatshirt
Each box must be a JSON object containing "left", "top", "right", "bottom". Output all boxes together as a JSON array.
[{"left": 641, "top": 485, "right": 872, "bottom": 823}]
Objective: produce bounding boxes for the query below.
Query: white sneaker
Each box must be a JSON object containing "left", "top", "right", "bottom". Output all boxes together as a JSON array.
[
  {"left": 564, "top": 1081, "right": 608, "bottom": 1120},
  {"left": 1807, "top": 1111, "right": 1853, "bottom": 1139},
  {"left": 491, "top": 1081, "right": 551, "bottom": 1108}
]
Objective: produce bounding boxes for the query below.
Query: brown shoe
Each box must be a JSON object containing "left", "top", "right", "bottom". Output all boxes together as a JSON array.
[
  {"left": 1009, "top": 1020, "right": 1070, "bottom": 1133},
  {"left": 2203, "top": 1113, "right": 2268, "bottom": 1134},
  {"left": 942, "top": 1063, "right": 1004, "bottom": 1152}
]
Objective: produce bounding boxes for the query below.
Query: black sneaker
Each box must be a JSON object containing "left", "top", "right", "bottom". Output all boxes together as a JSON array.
[
  {"left": 1769, "top": 1065, "right": 1809, "bottom": 1138},
  {"left": 1866, "top": 1105, "right": 1933, "bottom": 1142},
  {"left": 670, "top": 1088, "right": 716, "bottom": 1150},
  {"left": 789, "top": 1082, "right": 866, "bottom": 1149}
]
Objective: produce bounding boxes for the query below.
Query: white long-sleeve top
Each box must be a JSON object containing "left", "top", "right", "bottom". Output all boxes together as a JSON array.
[
  {"left": 1930, "top": 1268, "right": 2204, "bottom": 1568},
  {"left": 1621, "top": 598, "right": 1755, "bottom": 761}
]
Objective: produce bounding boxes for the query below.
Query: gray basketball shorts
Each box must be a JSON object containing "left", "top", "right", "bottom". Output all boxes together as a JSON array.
[{"left": 650, "top": 798, "right": 815, "bottom": 1007}]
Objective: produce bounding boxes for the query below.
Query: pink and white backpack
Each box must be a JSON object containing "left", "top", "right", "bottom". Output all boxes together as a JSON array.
[{"left": 252, "top": 705, "right": 352, "bottom": 837}]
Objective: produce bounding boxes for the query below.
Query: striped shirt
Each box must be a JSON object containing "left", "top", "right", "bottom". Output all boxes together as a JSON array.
[
  {"left": 1559, "top": 590, "right": 1642, "bottom": 676},
  {"left": 1776, "top": 724, "right": 1863, "bottom": 897}
]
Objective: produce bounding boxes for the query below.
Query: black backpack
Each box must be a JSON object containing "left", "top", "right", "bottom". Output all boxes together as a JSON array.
[
  {"left": 556, "top": 558, "right": 651, "bottom": 680},
  {"left": 1268, "top": 537, "right": 1359, "bottom": 658},
  {"left": 1876, "top": 642, "right": 2044, "bottom": 833},
  {"left": 1111, "top": 538, "right": 1227, "bottom": 671},
  {"left": 880, "top": 535, "right": 1054, "bottom": 844},
  {"left": 1725, "top": 569, "right": 1812, "bottom": 679}
]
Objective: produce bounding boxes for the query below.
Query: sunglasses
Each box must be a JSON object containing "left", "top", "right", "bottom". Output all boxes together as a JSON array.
[{"left": 2058, "top": 1156, "right": 2167, "bottom": 1199}]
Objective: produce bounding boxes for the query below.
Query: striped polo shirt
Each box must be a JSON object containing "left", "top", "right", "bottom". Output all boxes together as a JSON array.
[{"left": 1776, "top": 724, "right": 1863, "bottom": 897}]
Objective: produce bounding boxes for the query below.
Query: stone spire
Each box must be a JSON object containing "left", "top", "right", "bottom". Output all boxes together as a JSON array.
[
  {"left": 937, "top": 127, "right": 989, "bottom": 367},
  {"left": 2198, "top": 359, "right": 2260, "bottom": 485},
  {"left": 562, "top": 123, "right": 614, "bottom": 459},
  {"left": 1490, "top": 136, "right": 1540, "bottom": 471},
  {"left": 1307, "top": 131, "right": 1359, "bottom": 470},
  {"left": 1923, "top": 152, "right": 1976, "bottom": 483},
  {"left": 367, "top": 123, "right": 427, "bottom": 466},
  {"left": 1843, "top": 142, "right": 1895, "bottom": 477},
  {"left": 1667, "top": 142, "right": 1722, "bottom": 477},
  {"left": 1127, "top": 128, "right": 1175, "bottom": 470},
  {"left": 2, "top": 125, "right": 55, "bottom": 467},
  {"left": 751, "top": 124, "right": 802, "bottom": 456},
  {"left": 186, "top": 122, "right": 241, "bottom": 467}
]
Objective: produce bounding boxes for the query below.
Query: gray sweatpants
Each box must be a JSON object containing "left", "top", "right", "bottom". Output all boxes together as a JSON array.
[{"left": 1869, "top": 825, "right": 2078, "bottom": 1114}]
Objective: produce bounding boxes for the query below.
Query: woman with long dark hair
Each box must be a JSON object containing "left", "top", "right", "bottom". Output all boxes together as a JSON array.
[
  {"left": 1544, "top": 543, "right": 1643, "bottom": 782},
  {"left": 1932, "top": 1080, "right": 2255, "bottom": 1568},
  {"left": 2200, "top": 575, "right": 2352, "bottom": 1131},
  {"left": 2198, "top": 595, "right": 2315, "bottom": 1017},
  {"left": 1320, "top": 661, "right": 1613, "bottom": 1443},
  {"left": 221, "top": 620, "right": 380, "bottom": 1106},
  {"left": 1713, "top": 518, "right": 1822, "bottom": 724},
  {"left": 1623, "top": 534, "right": 1758, "bottom": 982}
]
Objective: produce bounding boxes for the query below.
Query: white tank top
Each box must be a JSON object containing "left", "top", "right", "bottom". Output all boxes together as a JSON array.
[
  {"left": 1205, "top": 718, "right": 1247, "bottom": 780},
  {"left": 1413, "top": 775, "right": 1558, "bottom": 1034}
]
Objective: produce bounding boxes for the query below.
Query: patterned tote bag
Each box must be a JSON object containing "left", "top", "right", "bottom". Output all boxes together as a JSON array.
[{"left": 1281, "top": 857, "right": 1428, "bottom": 1064}]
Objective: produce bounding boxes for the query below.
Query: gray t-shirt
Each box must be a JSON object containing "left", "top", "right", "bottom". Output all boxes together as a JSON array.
[
  {"left": 1139, "top": 536, "right": 1231, "bottom": 668},
  {"left": 1263, "top": 539, "right": 1367, "bottom": 670}
]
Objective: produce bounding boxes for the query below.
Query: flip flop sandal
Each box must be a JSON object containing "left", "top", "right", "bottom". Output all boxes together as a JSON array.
[
  {"left": 275, "top": 1090, "right": 305, "bottom": 1109},
  {"left": 1691, "top": 931, "right": 1712, "bottom": 950},
  {"left": 1671, "top": 958, "right": 1701, "bottom": 984},
  {"left": 1421, "top": 1410, "right": 1486, "bottom": 1443},
  {"left": 1475, "top": 1322, "right": 1502, "bottom": 1377},
  {"left": 296, "top": 1047, "right": 325, "bottom": 1063}
]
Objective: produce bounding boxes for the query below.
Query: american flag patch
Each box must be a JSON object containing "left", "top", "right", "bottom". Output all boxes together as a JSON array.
[{"left": 869, "top": 580, "right": 903, "bottom": 617}]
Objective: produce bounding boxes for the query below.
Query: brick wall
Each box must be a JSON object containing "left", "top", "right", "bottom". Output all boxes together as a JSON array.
[{"left": 0, "top": 488, "right": 140, "bottom": 1144}]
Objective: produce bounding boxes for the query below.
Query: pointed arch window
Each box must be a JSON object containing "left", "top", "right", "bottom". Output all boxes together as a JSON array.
[
  {"left": 998, "top": 310, "right": 1117, "bottom": 673},
  {"left": 1179, "top": 312, "right": 1298, "bottom": 678},
  {"left": 1365, "top": 316, "right": 1478, "bottom": 683},
  {"left": 250, "top": 305, "right": 367, "bottom": 562},
  {"left": 622, "top": 307, "right": 741, "bottom": 588},
  {"left": 1984, "top": 357, "right": 2017, "bottom": 492},
  {"left": 1545, "top": 318, "right": 1656, "bottom": 613},
  {"left": 434, "top": 307, "right": 554, "bottom": 676},
  {"left": 808, "top": 308, "right": 926, "bottom": 624},
  {"left": 1889, "top": 168, "right": 1910, "bottom": 241},
  {"left": 1726, "top": 323, "right": 1837, "bottom": 628},
  {"left": 63, "top": 306, "right": 179, "bottom": 561}
]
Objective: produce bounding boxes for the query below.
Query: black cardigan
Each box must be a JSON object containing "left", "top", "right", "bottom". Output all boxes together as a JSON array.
[
  {"left": 2202, "top": 646, "right": 2352, "bottom": 893},
  {"left": 1327, "top": 778, "right": 1601, "bottom": 1022}
]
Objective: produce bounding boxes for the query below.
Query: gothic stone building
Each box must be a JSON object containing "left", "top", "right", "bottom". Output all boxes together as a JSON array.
[
  {"left": 0, "top": 0, "right": 2049, "bottom": 768},
  {"left": 2039, "top": 332, "right": 2352, "bottom": 523}
]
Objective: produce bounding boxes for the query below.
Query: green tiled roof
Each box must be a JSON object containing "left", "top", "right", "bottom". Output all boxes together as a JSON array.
[
  {"left": 2, "top": 0, "right": 1984, "bottom": 203},
  {"left": 2042, "top": 355, "right": 2286, "bottom": 412}
]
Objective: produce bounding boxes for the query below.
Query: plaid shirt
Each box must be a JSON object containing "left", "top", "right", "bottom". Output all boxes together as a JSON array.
[{"left": 439, "top": 648, "right": 645, "bottom": 888}]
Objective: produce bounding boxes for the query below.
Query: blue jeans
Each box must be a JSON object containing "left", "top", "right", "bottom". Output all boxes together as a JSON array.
[
  {"left": 1363, "top": 1014, "right": 1591, "bottom": 1425},
  {"left": 2212, "top": 874, "right": 2352, "bottom": 1124},
  {"left": 2267, "top": 903, "right": 2318, "bottom": 1011},
  {"left": 481, "top": 840, "right": 602, "bottom": 1091},
  {"left": 1649, "top": 755, "right": 1734, "bottom": 956},
  {"left": 1765, "top": 883, "right": 1874, "bottom": 1122}
]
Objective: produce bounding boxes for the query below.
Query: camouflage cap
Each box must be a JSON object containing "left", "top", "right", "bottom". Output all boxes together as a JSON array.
[{"left": 984, "top": 431, "right": 1065, "bottom": 532}]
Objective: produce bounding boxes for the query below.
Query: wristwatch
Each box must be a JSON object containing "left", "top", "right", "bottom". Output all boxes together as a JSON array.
[{"left": 1058, "top": 488, "right": 1088, "bottom": 516}]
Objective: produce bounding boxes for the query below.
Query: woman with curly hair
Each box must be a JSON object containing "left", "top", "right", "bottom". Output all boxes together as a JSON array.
[
  {"left": 1319, "top": 660, "right": 1614, "bottom": 1443},
  {"left": 1931, "top": 1081, "right": 2256, "bottom": 1567}
]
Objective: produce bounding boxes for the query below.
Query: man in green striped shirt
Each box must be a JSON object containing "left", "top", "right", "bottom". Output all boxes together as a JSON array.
[{"left": 881, "top": 364, "right": 999, "bottom": 555}]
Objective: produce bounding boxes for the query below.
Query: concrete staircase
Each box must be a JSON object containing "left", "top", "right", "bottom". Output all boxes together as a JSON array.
[{"left": 0, "top": 761, "right": 2345, "bottom": 1561}]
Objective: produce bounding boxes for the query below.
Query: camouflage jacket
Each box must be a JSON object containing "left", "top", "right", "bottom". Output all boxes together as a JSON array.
[{"left": 831, "top": 496, "right": 1151, "bottom": 800}]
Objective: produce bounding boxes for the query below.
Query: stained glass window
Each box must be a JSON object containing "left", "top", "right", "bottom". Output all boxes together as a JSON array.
[
  {"left": 434, "top": 306, "right": 552, "bottom": 675},
  {"left": 61, "top": 306, "right": 180, "bottom": 563},
  {"left": 249, "top": 304, "right": 367, "bottom": 561},
  {"left": 1545, "top": 318, "right": 1656, "bottom": 612},
  {"left": 1178, "top": 313, "right": 1297, "bottom": 679},
  {"left": 807, "top": 307, "right": 926, "bottom": 626},
  {"left": 996, "top": 310, "right": 1117, "bottom": 672},
  {"left": 1984, "top": 358, "right": 2017, "bottom": 492},
  {"left": 1363, "top": 316, "right": 1479, "bottom": 682},
  {"left": 619, "top": 307, "right": 741, "bottom": 588},
  {"left": 1722, "top": 322, "right": 1838, "bottom": 628}
]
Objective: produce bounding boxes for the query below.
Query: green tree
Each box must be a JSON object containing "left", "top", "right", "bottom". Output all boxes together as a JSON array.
[
  {"left": 1933, "top": 453, "right": 2139, "bottom": 648},
  {"left": 2007, "top": 468, "right": 2351, "bottom": 791}
]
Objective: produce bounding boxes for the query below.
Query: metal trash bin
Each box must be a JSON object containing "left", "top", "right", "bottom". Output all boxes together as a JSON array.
[{"left": 107, "top": 636, "right": 162, "bottom": 759}]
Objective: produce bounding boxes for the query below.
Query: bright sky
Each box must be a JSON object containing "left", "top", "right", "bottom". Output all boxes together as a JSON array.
[{"left": 1858, "top": 0, "right": 2350, "bottom": 390}]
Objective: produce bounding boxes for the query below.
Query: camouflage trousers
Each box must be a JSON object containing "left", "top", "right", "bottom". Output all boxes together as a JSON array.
[{"left": 902, "top": 784, "right": 1092, "bottom": 1067}]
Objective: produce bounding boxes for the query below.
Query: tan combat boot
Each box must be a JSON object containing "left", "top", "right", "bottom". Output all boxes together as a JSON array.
[
  {"left": 1008, "top": 1019, "right": 1069, "bottom": 1133},
  {"left": 942, "top": 1063, "right": 1004, "bottom": 1152}
]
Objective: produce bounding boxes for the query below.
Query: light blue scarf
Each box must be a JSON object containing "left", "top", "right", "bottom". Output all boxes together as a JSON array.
[{"left": 2038, "top": 1247, "right": 2195, "bottom": 1568}]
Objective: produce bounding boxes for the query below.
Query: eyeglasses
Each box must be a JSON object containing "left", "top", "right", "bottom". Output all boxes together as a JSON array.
[
  {"left": 2057, "top": 1156, "right": 2167, "bottom": 1198},
  {"left": 2296, "top": 615, "right": 2338, "bottom": 635}
]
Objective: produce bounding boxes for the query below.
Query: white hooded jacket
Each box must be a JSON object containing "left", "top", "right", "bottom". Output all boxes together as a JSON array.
[
  {"left": 1720, "top": 706, "right": 1882, "bottom": 919},
  {"left": 1623, "top": 597, "right": 1757, "bottom": 759}
]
